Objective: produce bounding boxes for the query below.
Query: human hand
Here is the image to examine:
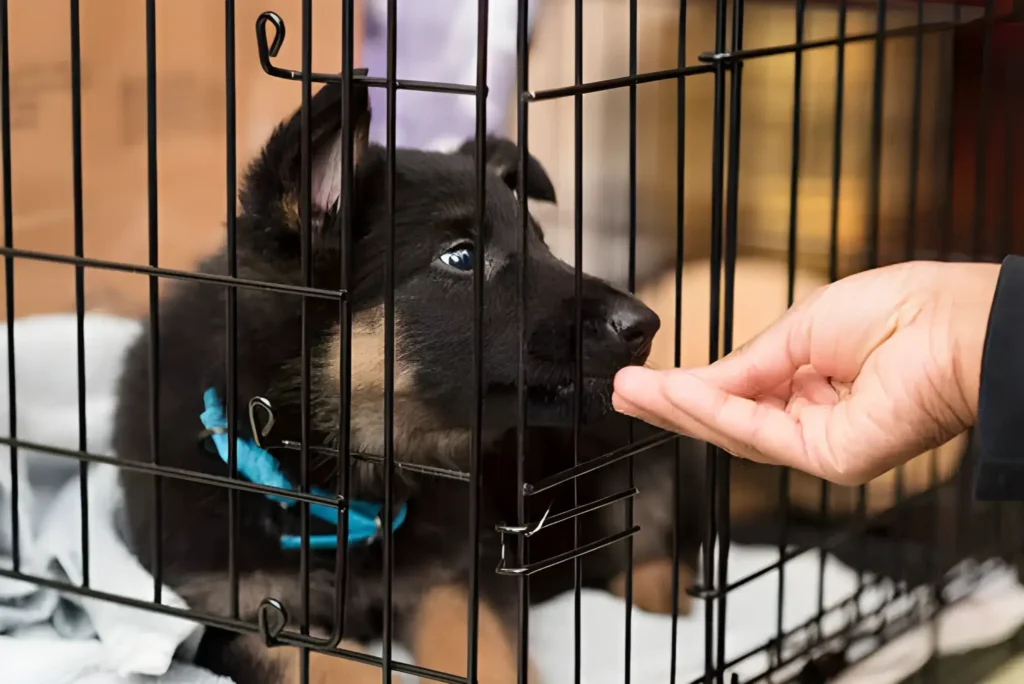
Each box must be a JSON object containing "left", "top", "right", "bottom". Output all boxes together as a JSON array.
[{"left": 612, "top": 261, "right": 1000, "bottom": 485}]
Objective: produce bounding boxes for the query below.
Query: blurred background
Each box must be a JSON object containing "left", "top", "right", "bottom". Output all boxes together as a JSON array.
[
  {"left": 1, "top": 0, "right": 1015, "bottom": 317},
  {"left": 0, "top": 0, "right": 1017, "bottom": 322}
]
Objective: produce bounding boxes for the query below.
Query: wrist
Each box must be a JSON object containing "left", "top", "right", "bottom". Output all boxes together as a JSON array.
[{"left": 948, "top": 262, "right": 1001, "bottom": 425}]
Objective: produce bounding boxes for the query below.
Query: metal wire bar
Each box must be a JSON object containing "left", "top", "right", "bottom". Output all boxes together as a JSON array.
[
  {"left": 525, "top": 431, "right": 678, "bottom": 496},
  {"left": 572, "top": 0, "right": 584, "bottom": 679},
  {"left": 819, "top": 16, "right": 846, "bottom": 602},
  {"left": 703, "top": 0, "right": 730, "bottom": 671},
  {"left": 528, "top": 65, "right": 714, "bottom": 102},
  {"left": 0, "top": 436, "right": 347, "bottom": 505},
  {"left": 1000, "top": 54, "right": 1019, "bottom": 258},
  {"left": 70, "top": 0, "right": 89, "bottom": 589},
  {"left": 712, "top": 564, "right": 983, "bottom": 683},
  {"left": 224, "top": 0, "right": 240, "bottom": 622},
  {"left": 498, "top": 527, "right": 641, "bottom": 578},
  {"left": 624, "top": 0, "right": 639, "bottom": 678},
  {"left": 297, "top": 3, "right": 314, "bottom": 680},
  {"left": 973, "top": 0, "right": 996, "bottom": 258},
  {"left": 0, "top": 0, "right": 17, "bottom": 575},
  {"left": 854, "top": 0, "right": 887, "bottom": 634},
  {"left": 145, "top": 0, "right": 163, "bottom": 606},
  {"left": 382, "top": 0, "right": 398, "bottom": 677},
  {"left": 468, "top": 0, "right": 489, "bottom": 679},
  {"left": 926, "top": 18, "right": 962, "bottom": 683},
  {"left": 0, "top": 566, "right": 470, "bottom": 683},
  {"left": 0, "top": 248, "right": 348, "bottom": 300},
  {"left": 716, "top": 0, "right": 746, "bottom": 676},
  {"left": 334, "top": 0, "right": 358, "bottom": 649},
  {"left": 777, "top": 0, "right": 808, "bottom": 659},
  {"left": 670, "top": 2, "right": 688, "bottom": 680},
  {"left": 516, "top": 0, "right": 531, "bottom": 680},
  {"left": 894, "top": 0, "right": 928, "bottom": 608},
  {"left": 722, "top": 484, "right": 947, "bottom": 596},
  {"left": 700, "top": 20, "right": 959, "bottom": 64}
]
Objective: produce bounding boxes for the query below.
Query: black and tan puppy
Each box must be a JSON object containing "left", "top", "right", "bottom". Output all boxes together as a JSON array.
[{"left": 114, "top": 81, "right": 703, "bottom": 684}]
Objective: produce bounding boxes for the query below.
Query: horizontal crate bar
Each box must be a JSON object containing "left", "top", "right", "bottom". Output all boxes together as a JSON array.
[
  {"left": 0, "top": 436, "right": 342, "bottom": 508},
  {"left": 723, "top": 558, "right": 999, "bottom": 684},
  {"left": 539, "top": 487, "right": 638, "bottom": 531},
  {"left": 0, "top": 567, "right": 468, "bottom": 684},
  {"left": 497, "top": 526, "right": 639, "bottom": 576},
  {"left": 527, "top": 64, "right": 715, "bottom": 102},
  {"left": 699, "top": 20, "right": 959, "bottom": 64},
  {"left": 716, "top": 484, "right": 950, "bottom": 597},
  {"left": 0, "top": 248, "right": 346, "bottom": 301},
  {"left": 524, "top": 431, "right": 678, "bottom": 497},
  {"left": 359, "top": 75, "right": 478, "bottom": 95},
  {"left": 497, "top": 488, "right": 639, "bottom": 537}
]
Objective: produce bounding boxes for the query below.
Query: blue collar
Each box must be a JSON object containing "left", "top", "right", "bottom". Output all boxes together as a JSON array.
[{"left": 199, "top": 387, "right": 407, "bottom": 550}]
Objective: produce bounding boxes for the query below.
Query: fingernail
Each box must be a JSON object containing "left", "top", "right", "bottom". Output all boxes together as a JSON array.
[
  {"left": 612, "top": 392, "right": 637, "bottom": 417},
  {"left": 614, "top": 365, "right": 657, "bottom": 394}
]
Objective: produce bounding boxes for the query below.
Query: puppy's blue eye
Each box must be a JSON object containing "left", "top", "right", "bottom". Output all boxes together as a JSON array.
[{"left": 439, "top": 247, "right": 474, "bottom": 272}]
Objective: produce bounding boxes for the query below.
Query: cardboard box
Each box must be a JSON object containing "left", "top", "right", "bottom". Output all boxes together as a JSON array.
[{"left": 0, "top": 0, "right": 363, "bottom": 319}]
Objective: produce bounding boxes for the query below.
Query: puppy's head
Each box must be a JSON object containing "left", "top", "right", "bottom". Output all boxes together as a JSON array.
[{"left": 241, "top": 82, "right": 659, "bottom": 469}]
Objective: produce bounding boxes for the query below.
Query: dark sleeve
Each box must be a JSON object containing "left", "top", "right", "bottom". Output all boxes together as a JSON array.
[{"left": 975, "top": 254, "right": 1024, "bottom": 501}]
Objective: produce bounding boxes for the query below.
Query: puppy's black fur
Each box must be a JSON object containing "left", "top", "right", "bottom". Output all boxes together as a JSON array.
[{"left": 114, "top": 81, "right": 703, "bottom": 683}]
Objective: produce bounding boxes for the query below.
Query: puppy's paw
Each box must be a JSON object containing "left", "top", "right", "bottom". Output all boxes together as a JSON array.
[{"left": 608, "top": 559, "right": 695, "bottom": 616}]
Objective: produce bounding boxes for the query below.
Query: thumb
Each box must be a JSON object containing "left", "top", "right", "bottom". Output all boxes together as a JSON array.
[{"left": 692, "top": 307, "right": 811, "bottom": 398}]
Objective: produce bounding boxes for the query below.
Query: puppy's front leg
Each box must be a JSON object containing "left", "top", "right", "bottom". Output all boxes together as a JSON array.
[{"left": 412, "top": 584, "right": 541, "bottom": 684}]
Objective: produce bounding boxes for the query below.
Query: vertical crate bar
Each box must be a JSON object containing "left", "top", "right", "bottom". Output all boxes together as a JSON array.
[
  {"left": 298, "top": 2, "right": 313, "bottom": 681},
  {"left": 819, "top": 0, "right": 848, "bottom": 624},
  {"left": 224, "top": 0, "right": 240, "bottom": 620},
  {"left": 70, "top": 0, "right": 90, "bottom": 589},
  {"left": 669, "top": 1, "right": 688, "bottom": 680},
  {"left": 145, "top": 0, "right": 163, "bottom": 605},
  {"left": 516, "top": 0, "right": 532, "bottom": 679},
  {"left": 927, "top": 1, "right": 960, "bottom": 677},
  {"left": 718, "top": 0, "right": 745, "bottom": 677},
  {"left": 896, "top": 0, "right": 927, "bottom": 601},
  {"left": 778, "top": 0, "right": 806, "bottom": 650},
  {"left": 972, "top": 0, "right": 996, "bottom": 260},
  {"left": 468, "top": 0, "right": 489, "bottom": 679},
  {"left": 382, "top": 0, "right": 398, "bottom": 678},
  {"left": 335, "top": 0, "right": 357, "bottom": 645},
  {"left": 0, "top": 0, "right": 16, "bottom": 575},
  {"left": 572, "top": 0, "right": 584, "bottom": 680},
  {"left": 704, "top": 0, "right": 730, "bottom": 673},
  {"left": 624, "top": 0, "right": 639, "bottom": 679},
  {"left": 858, "top": 0, "right": 887, "bottom": 627}
]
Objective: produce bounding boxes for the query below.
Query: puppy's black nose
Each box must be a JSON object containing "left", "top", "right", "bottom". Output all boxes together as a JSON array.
[{"left": 609, "top": 298, "right": 661, "bottom": 361}]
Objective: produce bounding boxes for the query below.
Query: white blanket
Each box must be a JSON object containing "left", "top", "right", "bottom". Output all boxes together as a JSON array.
[{"left": 0, "top": 314, "right": 1023, "bottom": 684}]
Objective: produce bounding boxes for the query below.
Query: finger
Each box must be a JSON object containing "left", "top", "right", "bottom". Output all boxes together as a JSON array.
[
  {"left": 617, "top": 366, "right": 813, "bottom": 472},
  {"left": 688, "top": 307, "right": 812, "bottom": 399},
  {"left": 660, "top": 371, "right": 805, "bottom": 461},
  {"left": 615, "top": 380, "right": 772, "bottom": 465},
  {"left": 612, "top": 392, "right": 693, "bottom": 435}
]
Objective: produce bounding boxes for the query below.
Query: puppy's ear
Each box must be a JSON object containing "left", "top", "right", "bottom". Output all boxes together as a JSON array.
[
  {"left": 241, "top": 81, "right": 372, "bottom": 231},
  {"left": 457, "top": 136, "right": 557, "bottom": 204}
]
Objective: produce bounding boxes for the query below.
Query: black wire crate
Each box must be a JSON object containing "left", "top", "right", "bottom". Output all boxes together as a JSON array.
[{"left": 0, "top": 0, "right": 1022, "bottom": 683}]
